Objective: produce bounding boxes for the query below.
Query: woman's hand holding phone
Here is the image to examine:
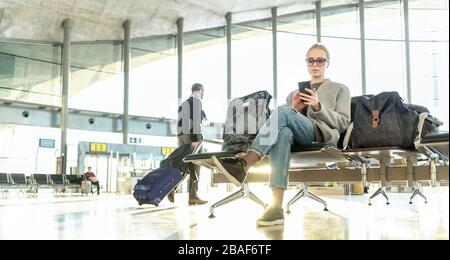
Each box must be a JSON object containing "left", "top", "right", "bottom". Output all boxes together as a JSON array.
[
  {"left": 299, "top": 88, "right": 321, "bottom": 112},
  {"left": 292, "top": 91, "right": 306, "bottom": 111}
]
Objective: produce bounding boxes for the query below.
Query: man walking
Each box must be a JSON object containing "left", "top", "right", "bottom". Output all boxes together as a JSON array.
[{"left": 170, "top": 83, "right": 208, "bottom": 205}]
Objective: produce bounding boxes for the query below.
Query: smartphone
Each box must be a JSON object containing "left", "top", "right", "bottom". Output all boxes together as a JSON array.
[{"left": 298, "top": 81, "right": 311, "bottom": 94}]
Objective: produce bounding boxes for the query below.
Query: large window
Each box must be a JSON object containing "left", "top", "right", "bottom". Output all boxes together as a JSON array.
[
  {"left": 365, "top": 1, "right": 406, "bottom": 96},
  {"left": 232, "top": 20, "right": 273, "bottom": 101},
  {"left": 322, "top": 6, "right": 362, "bottom": 96},
  {"left": 0, "top": 42, "right": 61, "bottom": 106},
  {"left": 409, "top": 0, "right": 449, "bottom": 41},
  {"left": 0, "top": 0, "right": 448, "bottom": 156},
  {"left": 70, "top": 43, "right": 123, "bottom": 113},
  {"left": 184, "top": 28, "right": 227, "bottom": 123},
  {"left": 365, "top": 0, "right": 404, "bottom": 40},
  {"left": 409, "top": 0, "right": 449, "bottom": 129},
  {"left": 278, "top": 12, "right": 316, "bottom": 105},
  {"left": 0, "top": 124, "right": 60, "bottom": 174},
  {"left": 130, "top": 36, "right": 177, "bottom": 119},
  {"left": 365, "top": 40, "right": 406, "bottom": 96},
  {"left": 410, "top": 42, "right": 448, "bottom": 127},
  {"left": 323, "top": 37, "right": 362, "bottom": 95}
]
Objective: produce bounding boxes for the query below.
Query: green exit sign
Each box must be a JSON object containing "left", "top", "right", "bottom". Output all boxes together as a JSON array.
[{"left": 129, "top": 137, "right": 142, "bottom": 144}]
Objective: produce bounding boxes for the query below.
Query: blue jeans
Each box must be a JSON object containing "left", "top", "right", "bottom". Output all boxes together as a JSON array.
[{"left": 249, "top": 105, "right": 316, "bottom": 189}]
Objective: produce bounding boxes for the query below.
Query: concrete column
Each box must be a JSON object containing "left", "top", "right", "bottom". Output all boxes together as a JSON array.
[
  {"left": 316, "top": 1, "right": 321, "bottom": 42},
  {"left": 226, "top": 13, "right": 232, "bottom": 103},
  {"left": 61, "top": 18, "right": 73, "bottom": 175},
  {"left": 403, "top": 0, "right": 412, "bottom": 103},
  {"left": 123, "top": 20, "right": 131, "bottom": 144},
  {"left": 359, "top": 0, "right": 367, "bottom": 95},
  {"left": 272, "top": 7, "right": 278, "bottom": 106},
  {"left": 177, "top": 18, "right": 184, "bottom": 106}
]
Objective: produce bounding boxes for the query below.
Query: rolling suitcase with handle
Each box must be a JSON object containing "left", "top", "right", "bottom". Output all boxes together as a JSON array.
[
  {"left": 81, "top": 180, "right": 91, "bottom": 195},
  {"left": 133, "top": 167, "right": 183, "bottom": 206}
]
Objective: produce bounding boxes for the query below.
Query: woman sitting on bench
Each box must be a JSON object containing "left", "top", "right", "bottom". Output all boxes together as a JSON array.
[{"left": 215, "top": 43, "right": 351, "bottom": 227}]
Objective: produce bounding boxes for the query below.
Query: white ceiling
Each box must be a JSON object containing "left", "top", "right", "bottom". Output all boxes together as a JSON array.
[{"left": 0, "top": 0, "right": 355, "bottom": 42}]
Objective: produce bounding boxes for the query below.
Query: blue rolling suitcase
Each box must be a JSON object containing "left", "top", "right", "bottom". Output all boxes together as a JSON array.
[{"left": 133, "top": 167, "right": 183, "bottom": 206}]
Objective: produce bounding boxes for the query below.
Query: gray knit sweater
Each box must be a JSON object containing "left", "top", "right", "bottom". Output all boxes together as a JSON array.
[{"left": 306, "top": 79, "right": 351, "bottom": 146}]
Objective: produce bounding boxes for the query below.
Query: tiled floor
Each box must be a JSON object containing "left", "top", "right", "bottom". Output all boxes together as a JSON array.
[{"left": 0, "top": 187, "right": 448, "bottom": 240}]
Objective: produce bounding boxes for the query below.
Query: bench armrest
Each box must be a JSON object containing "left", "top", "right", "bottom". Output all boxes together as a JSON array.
[{"left": 193, "top": 139, "right": 224, "bottom": 154}]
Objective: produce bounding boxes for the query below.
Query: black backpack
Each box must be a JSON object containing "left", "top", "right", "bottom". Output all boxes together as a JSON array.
[
  {"left": 222, "top": 90, "right": 272, "bottom": 152},
  {"left": 350, "top": 92, "right": 420, "bottom": 149}
]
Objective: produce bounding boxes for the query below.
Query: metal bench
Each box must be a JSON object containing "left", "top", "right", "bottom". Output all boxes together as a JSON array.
[{"left": 183, "top": 116, "right": 449, "bottom": 218}]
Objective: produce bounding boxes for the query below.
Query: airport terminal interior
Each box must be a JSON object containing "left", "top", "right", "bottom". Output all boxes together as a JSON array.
[{"left": 0, "top": 0, "right": 448, "bottom": 240}]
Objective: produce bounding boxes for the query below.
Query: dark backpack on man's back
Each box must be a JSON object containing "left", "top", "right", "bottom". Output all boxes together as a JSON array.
[
  {"left": 350, "top": 92, "right": 420, "bottom": 149},
  {"left": 222, "top": 90, "right": 272, "bottom": 151}
]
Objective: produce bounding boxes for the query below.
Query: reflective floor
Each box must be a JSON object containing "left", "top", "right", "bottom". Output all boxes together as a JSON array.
[{"left": 0, "top": 187, "right": 448, "bottom": 240}]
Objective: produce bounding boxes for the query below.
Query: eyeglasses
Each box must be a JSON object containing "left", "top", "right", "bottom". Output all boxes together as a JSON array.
[{"left": 305, "top": 57, "right": 328, "bottom": 66}]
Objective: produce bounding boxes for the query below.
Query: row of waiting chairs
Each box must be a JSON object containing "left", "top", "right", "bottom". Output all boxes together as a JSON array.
[{"left": 0, "top": 173, "right": 82, "bottom": 196}]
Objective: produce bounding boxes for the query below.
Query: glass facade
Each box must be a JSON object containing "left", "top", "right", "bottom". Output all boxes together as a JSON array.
[
  {"left": 0, "top": 124, "right": 60, "bottom": 174},
  {"left": 0, "top": 0, "right": 449, "bottom": 174},
  {"left": 365, "top": 40, "right": 407, "bottom": 96},
  {"left": 129, "top": 36, "right": 177, "bottom": 119},
  {"left": 0, "top": 42, "right": 62, "bottom": 106},
  {"left": 278, "top": 12, "right": 317, "bottom": 105},
  {"left": 409, "top": 0, "right": 449, "bottom": 129},
  {"left": 70, "top": 43, "right": 123, "bottom": 113},
  {"left": 321, "top": 6, "right": 362, "bottom": 96},
  {"left": 232, "top": 20, "right": 273, "bottom": 102},
  {"left": 184, "top": 28, "right": 227, "bottom": 123},
  {"left": 365, "top": 0, "right": 404, "bottom": 40},
  {"left": 365, "top": 0, "right": 407, "bottom": 97}
]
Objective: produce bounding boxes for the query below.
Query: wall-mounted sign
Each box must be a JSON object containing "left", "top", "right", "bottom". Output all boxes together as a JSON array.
[
  {"left": 161, "top": 147, "right": 176, "bottom": 157},
  {"left": 90, "top": 142, "right": 107, "bottom": 153},
  {"left": 129, "top": 137, "right": 142, "bottom": 144},
  {"left": 39, "top": 138, "right": 55, "bottom": 148}
]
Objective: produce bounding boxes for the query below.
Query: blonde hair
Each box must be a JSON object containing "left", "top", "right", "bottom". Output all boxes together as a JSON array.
[{"left": 307, "top": 43, "right": 330, "bottom": 61}]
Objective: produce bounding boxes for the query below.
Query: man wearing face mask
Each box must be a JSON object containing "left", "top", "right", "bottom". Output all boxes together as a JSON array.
[{"left": 172, "top": 83, "right": 208, "bottom": 205}]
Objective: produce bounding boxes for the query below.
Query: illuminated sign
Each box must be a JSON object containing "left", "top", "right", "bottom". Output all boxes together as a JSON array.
[
  {"left": 129, "top": 137, "right": 142, "bottom": 144},
  {"left": 161, "top": 147, "right": 176, "bottom": 157},
  {"left": 90, "top": 143, "right": 107, "bottom": 153},
  {"left": 39, "top": 139, "right": 55, "bottom": 148}
]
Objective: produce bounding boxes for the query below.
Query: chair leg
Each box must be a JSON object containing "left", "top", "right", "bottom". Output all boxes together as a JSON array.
[
  {"left": 368, "top": 187, "right": 390, "bottom": 205},
  {"left": 381, "top": 189, "right": 390, "bottom": 205},
  {"left": 209, "top": 184, "right": 267, "bottom": 218},
  {"left": 248, "top": 191, "right": 267, "bottom": 208},
  {"left": 286, "top": 188, "right": 305, "bottom": 214},
  {"left": 306, "top": 190, "right": 328, "bottom": 211},
  {"left": 210, "top": 155, "right": 269, "bottom": 218},
  {"left": 409, "top": 188, "right": 427, "bottom": 204},
  {"left": 286, "top": 185, "right": 328, "bottom": 213},
  {"left": 209, "top": 188, "right": 245, "bottom": 218}
]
